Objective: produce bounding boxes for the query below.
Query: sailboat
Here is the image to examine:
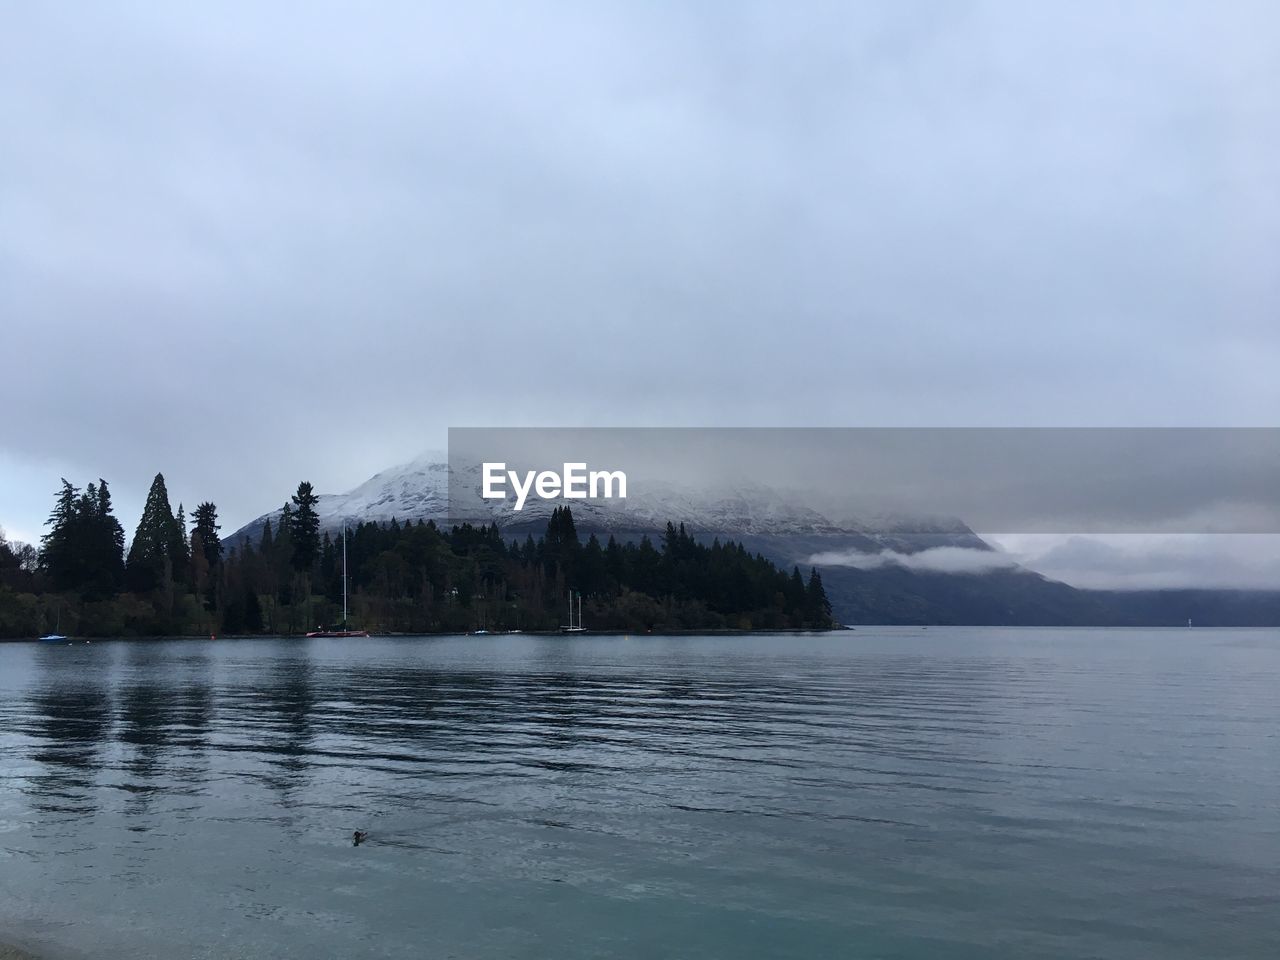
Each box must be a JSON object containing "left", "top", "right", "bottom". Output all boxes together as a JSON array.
[
  {"left": 39, "top": 605, "right": 68, "bottom": 642},
  {"left": 560, "top": 590, "right": 586, "bottom": 634},
  {"left": 306, "top": 527, "right": 370, "bottom": 638}
]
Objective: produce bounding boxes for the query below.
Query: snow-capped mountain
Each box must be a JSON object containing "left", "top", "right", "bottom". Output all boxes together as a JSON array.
[
  {"left": 225, "top": 452, "right": 986, "bottom": 549},
  {"left": 221, "top": 453, "right": 1280, "bottom": 628},
  {"left": 314, "top": 456, "right": 451, "bottom": 531}
]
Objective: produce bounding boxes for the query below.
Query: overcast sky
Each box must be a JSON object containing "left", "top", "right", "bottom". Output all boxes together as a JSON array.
[{"left": 2, "top": 1, "right": 1278, "bottom": 585}]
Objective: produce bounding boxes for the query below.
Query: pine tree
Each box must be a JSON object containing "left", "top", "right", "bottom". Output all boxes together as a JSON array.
[
  {"left": 76, "top": 482, "right": 102, "bottom": 589},
  {"left": 95, "top": 480, "right": 126, "bottom": 574},
  {"left": 40, "top": 479, "right": 83, "bottom": 591},
  {"left": 274, "top": 503, "right": 295, "bottom": 605},
  {"left": 38, "top": 477, "right": 126, "bottom": 598},
  {"left": 192, "top": 502, "right": 222, "bottom": 568},
  {"left": 126, "top": 473, "right": 182, "bottom": 593},
  {"left": 289, "top": 482, "right": 320, "bottom": 572},
  {"left": 174, "top": 503, "right": 191, "bottom": 584},
  {"left": 543, "top": 506, "right": 580, "bottom": 582},
  {"left": 87, "top": 478, "right": 125, "bottom": 597},
  {"left": 805, "top": 567, "right": 832, "bottom": 627}
]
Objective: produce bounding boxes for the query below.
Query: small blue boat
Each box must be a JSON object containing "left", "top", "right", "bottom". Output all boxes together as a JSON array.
[{"left": 39, "top": 607, "right": 68, "bottom": 642}]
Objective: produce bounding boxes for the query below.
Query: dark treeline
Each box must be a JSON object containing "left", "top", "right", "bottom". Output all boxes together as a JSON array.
[{"left": 0, "top": 475, "right": 834, "bottom": 637}]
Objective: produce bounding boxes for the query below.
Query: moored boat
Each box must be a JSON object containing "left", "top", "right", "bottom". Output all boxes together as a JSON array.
[
  {"left": 304, "top": 527, "right": 368, "bottom": 638},
  {"left": 560, "top": 590, "right": 586, "bottom": 633},
  {"left": 39, "top": 607, "right": 69, "bottom": 642}
]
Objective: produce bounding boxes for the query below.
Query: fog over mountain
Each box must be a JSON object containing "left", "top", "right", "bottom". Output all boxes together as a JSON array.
[
  {"left": 225, "top": 452, "right": 983, "bottom": 546},
  {"left": 223, "top": 453, "right": 1280, "bottom": 607}
]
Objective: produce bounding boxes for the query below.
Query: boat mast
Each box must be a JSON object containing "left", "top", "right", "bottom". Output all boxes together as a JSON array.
[
  {"left": 342, "top": 526, "right": 348, "bottom": 626},
  {"left": 577, "top": 591, "right": 582, "bottom": 630}
]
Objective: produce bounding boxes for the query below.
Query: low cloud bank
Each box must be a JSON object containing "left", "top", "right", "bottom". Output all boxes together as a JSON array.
[
  {"left": 990, "top": 534, "right": 1280, "bottom": 591},
  {"left": 809, "top": 535, "right": 1280, "bottom": 591},
  {"left": 806, "top": 546, "right": 1021, "bottom": 575}
]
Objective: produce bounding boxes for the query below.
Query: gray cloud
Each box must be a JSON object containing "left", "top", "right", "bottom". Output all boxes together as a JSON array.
[
  {"left": 807, "top": 545, "right": 1021, "bottom": 575},
  {"left": 450, "top": 427, "right": 1280, "bottom": 533},
  {"left": 2, "top": 1, "right": 1278, "bottom": 549},
  {"left": 808, "top": 534, "right": 1280, "bottom": 590},
  {"left": 990, "top": 533, "right": 1280, "bottom": 590}
]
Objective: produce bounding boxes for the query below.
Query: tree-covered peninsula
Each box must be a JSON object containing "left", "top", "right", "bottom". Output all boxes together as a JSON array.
[{"left": 0, "top": 474, "right": 835, "bottom": 637}]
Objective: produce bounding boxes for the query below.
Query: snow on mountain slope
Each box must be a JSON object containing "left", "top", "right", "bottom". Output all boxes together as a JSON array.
[
  {"left": 322, "top": 456, "right": 450, "bottom": 528},
  {"left": 226, "top": 453, "right": 986, "bottom": 549}
]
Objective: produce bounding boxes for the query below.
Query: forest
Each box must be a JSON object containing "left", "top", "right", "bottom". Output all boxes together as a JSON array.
[{"left": 0, "top": 474, "right": 835, "bottom": 637}]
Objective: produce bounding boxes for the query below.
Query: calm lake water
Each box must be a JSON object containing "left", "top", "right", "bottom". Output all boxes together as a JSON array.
[{"left": 1, "top": 629, "right": 1277, "bottom": 959}]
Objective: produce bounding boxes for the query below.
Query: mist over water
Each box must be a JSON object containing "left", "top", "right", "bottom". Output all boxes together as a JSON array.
[{"left": 1, "top": 631, "right": 1277, "bottom": 959}]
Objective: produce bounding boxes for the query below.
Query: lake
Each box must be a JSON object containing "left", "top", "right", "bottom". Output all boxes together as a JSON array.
[{"left": 1, "top": 629, "right": 1277, "bottom": 959}]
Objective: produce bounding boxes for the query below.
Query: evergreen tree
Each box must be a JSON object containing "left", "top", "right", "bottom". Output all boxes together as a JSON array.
[
  {"left": 95, "top": 480, "right": 126, "bottom": 574},
  {"left": 289, "top": 482, "right": 320, "bottom": 572},
  {"left": 86, "top": 478, "right": 126, "bottom": 597},
  {"left": 38, "top": 477, "right": 125, "bottom": 598},
  {"left": 172, "top": 503, "right": 191, "bottom": 587},
  {"left": 192, "top": 502, "right": 222, "bottom": 568},
  {"left": 40, "top": 480, "right": 80, "bottom": 591},
  {"left": 273, "top": 504, "right": 295, "bottom": 605},
  {"left": 806, "top": 568, "right": 832, "bottom": 627},
  {"left": 126, "top": 473, "right": 182, "bottom": 593},
  {"left": 543, "top": 506, "right": 580, "bottom": 582}
]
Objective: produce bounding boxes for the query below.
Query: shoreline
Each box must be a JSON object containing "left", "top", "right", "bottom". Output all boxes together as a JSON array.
[
  {"left": 1, "top": 626, "right": 850, "bottom": 643},
  {"left": 7, "top": 624, "right": 1280, "bottom": 643},
  {"left": 1, "top": 943, "right": 44, "bottom": 960}
]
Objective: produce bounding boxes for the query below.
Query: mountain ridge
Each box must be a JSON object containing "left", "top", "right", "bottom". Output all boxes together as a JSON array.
[
  {"left": 225, "top": 454, "right": 987, "bottom": 549},
  {"left": 224, "top": 455, "right": 1280, "bottom": 626}
]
